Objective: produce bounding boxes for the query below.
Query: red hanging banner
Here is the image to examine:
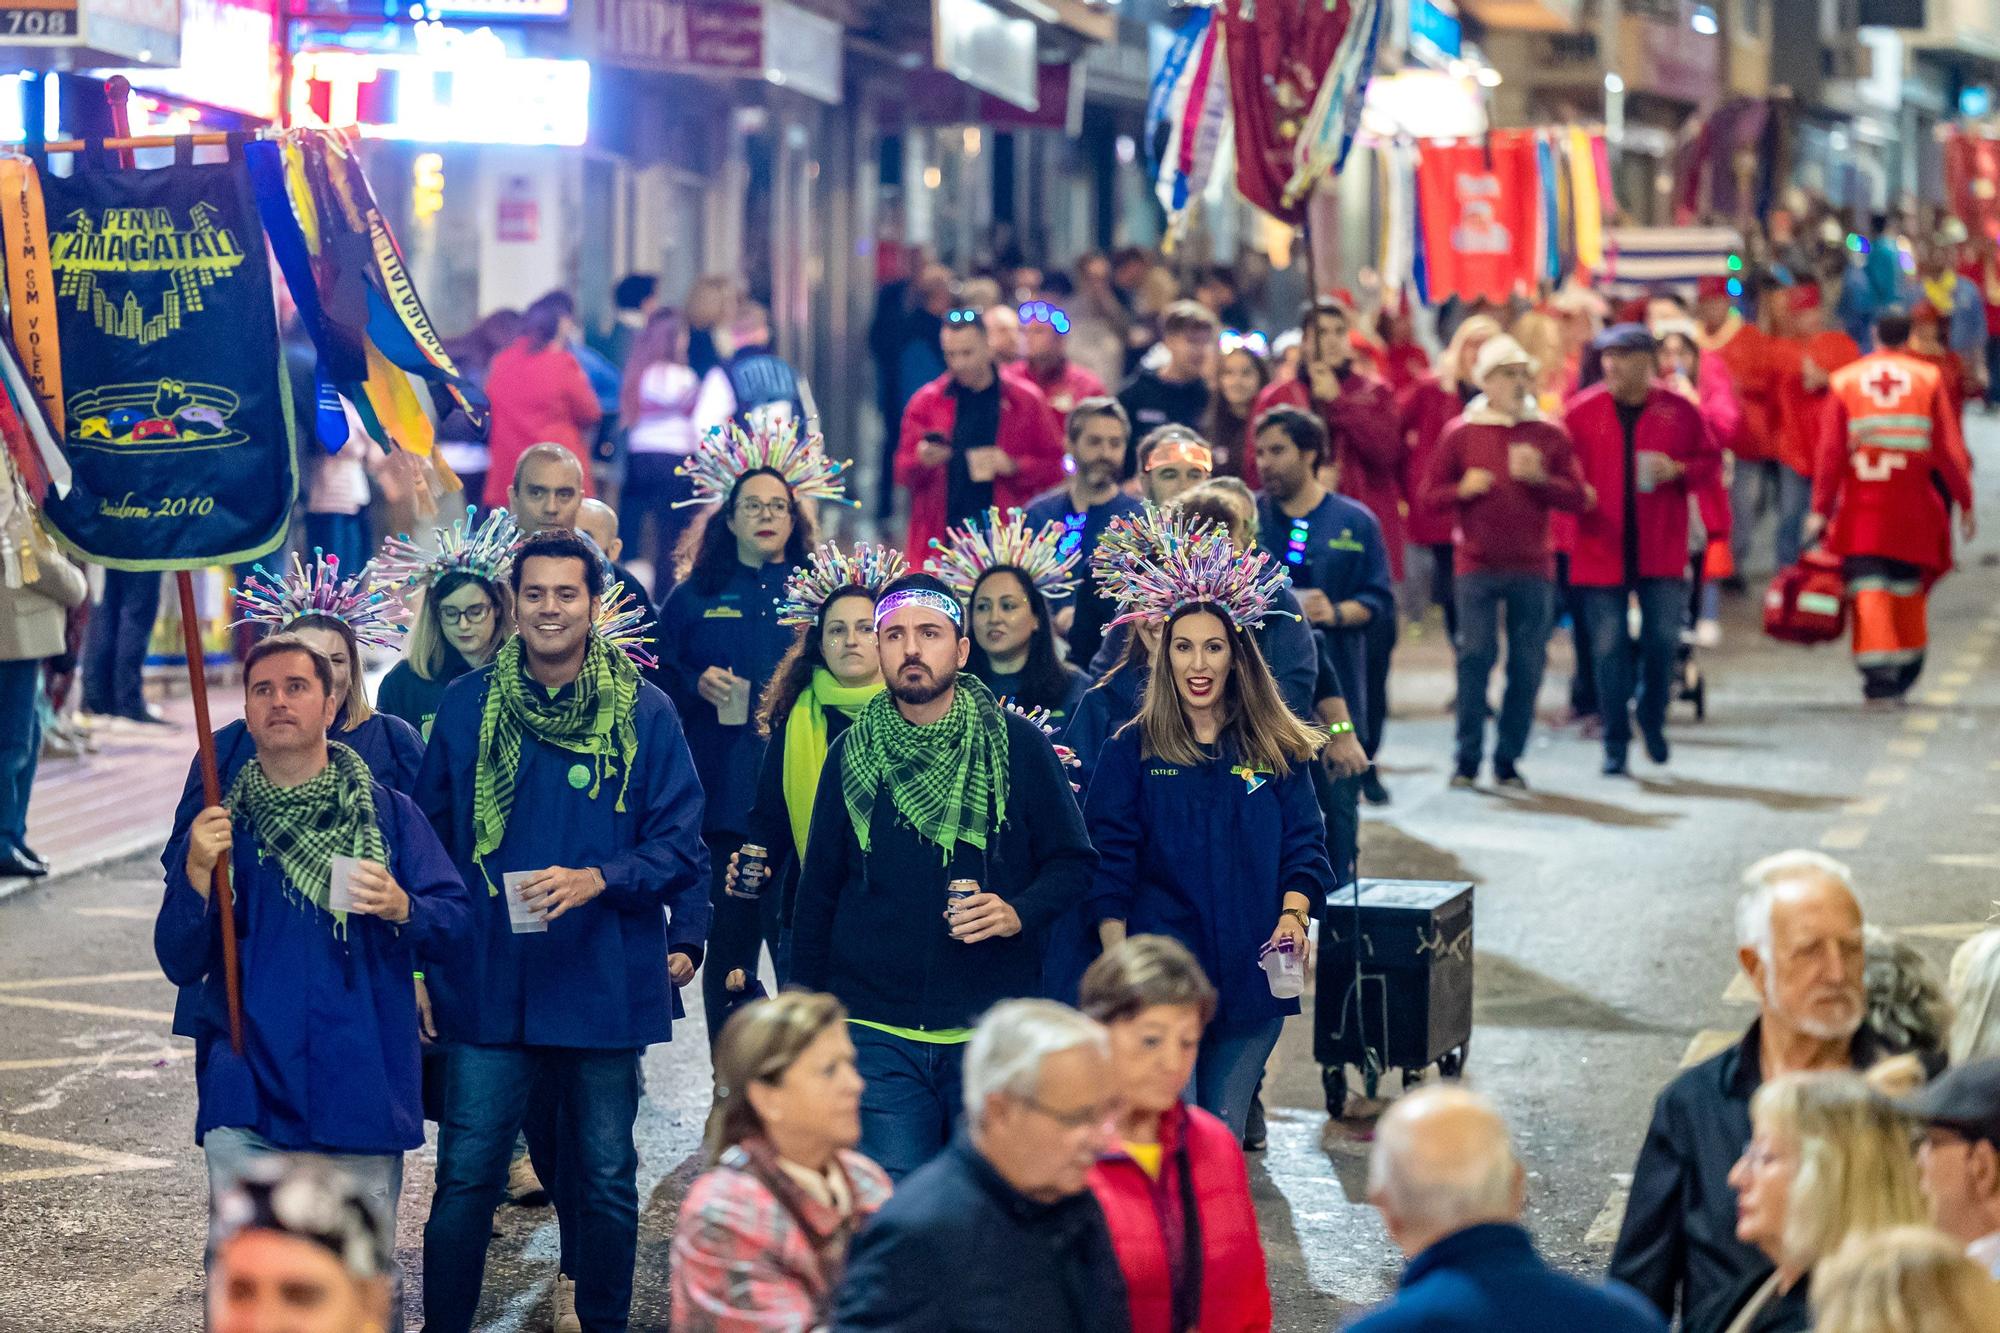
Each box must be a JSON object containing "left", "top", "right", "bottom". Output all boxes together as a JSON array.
[
  {"left": 1415, "top": 137, "right": 1537, "bottom": 304},
  {"left": 1218, "top": 0, "right": 1358, "bottom": 225}
]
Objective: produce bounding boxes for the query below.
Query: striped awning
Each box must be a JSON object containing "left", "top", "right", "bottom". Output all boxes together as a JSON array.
[{"left": 1600, "top": 225, "right": 1744, "bottom": 293}]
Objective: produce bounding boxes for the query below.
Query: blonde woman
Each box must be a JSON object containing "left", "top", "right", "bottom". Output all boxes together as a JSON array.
[
  {"left": 1811, "top": 1226, "right": 2000, "bottom": 1333},
  {"left": 669, "top": 992, "right": 892, "bottom": 1332},
  {"left": 1698, "top": 1071, "right": 1928, "bottom": 1333}
]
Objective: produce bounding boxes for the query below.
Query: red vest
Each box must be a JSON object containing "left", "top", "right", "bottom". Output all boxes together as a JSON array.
[{"left": 1815, "top": 351, "right": 1972, "bottom": 573}]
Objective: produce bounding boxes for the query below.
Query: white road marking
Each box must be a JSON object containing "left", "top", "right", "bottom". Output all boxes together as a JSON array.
[
  {"left": 0, "top": 1128, "right": 171, "bottom": 1185},
  {"left": 71, "top": 907, "right": 154, "bottom": 921},
  {"left": 0, "top": 995, "right": 172, "bottom": 1022},
  {"left": 1820, "top": 825, "right": 1869, "bottom": 850},
  {"left": 1584, "top": 1186, "right": 1630, "bottom": 1245},
  {"left": 0, "top": 1048, "right": 188, "bottom": 1073},
  {"left": 1930, "top": 854, "right": 2000, "bottom": 870},
  {"left": 1899, "top": 922, "right": 1995, "bottom": 942},
  {"left": 0, "top": 970, "right": 160, "bottom": 992}
]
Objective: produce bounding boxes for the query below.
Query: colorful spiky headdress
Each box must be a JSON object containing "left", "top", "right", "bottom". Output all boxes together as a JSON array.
[
  {"left": 374, "top": 506, "right": 521, "bottom": 590},
  {"left": 927, "top": 506, "right": 1081, "bottom": 602},
  {"left": 1099, "top": 509, "right": 1293, "bottom": 630},
  {"left": 234, "top": 550, "right": 408, "bottom": 650},
  {"left": 673, "top": 418, "right": 855, "bottom": 510},
  {"left": 1003, "top": 699, "right": 1083, "bottom": 790},
  {"left": 778, "top": 541, "right": 909, "bottom": 627},
  {"left": 1089, "top": 504, "right": 1216, "bottom": 604},
  {"left": 595, "top": 581, "right": 659, "bottom": 671}
]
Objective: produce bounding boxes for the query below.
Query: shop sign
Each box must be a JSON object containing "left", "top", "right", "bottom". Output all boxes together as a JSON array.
[
  {"left": 933, "top": 0, "right": 1038, "bottom": 112},
  {"left": 588, "top": 0, "right": 840, "bottom": 103},
  {"left": 0, "top": 0, "right": 178, "bottom": 61},
  {"left": 1856, "top": 0, "right": 1922, "bottom": 25},
  {"left": 102, "top": 0, "right": 275, "bottom": 121},
  {"left": 292, "top": 23, "right": 590, "bottom": 146},
  {"left": 496, "top": 176, "right": 539, "bottom": 242},
  {"left": 0, "top": 0, "right": 79, "bottom": 44}
]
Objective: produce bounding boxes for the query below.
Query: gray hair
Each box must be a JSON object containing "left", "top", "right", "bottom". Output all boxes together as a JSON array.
[
  {"left": 1862, "top": 926, "right": 1949, "bottom": 1058},
  {"left": 962, "top": 999, "right": 1108, "bottom": 1126},
  {"left": 1949, "top": 930, "right": 2000, "bottom": 1066},
  {"left": 1367, "top": 1085, "right": 1519, "bottom": 1235},
  {"left": 1738, "top": 850, "right": 1856, "bottom": 959}
]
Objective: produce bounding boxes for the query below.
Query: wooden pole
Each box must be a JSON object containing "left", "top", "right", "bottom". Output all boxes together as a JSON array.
[{"left": 102, "top": 76, "right": 244, "bottom": 1055}]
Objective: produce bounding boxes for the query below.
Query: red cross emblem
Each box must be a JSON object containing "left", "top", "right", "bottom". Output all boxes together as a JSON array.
[
  {"left": 1852, "top": 450, "right": 1909, "bottom": 483},
  {"left": 1862, "top": 363, "right": 1911, "bottom": 408}
]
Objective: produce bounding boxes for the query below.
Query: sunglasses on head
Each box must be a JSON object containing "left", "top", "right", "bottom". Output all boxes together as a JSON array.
[
  {"left": 946, "top": 308, "right": 981, "bottom": 325},
  {"left": 1018, "top": 301, "right": 1071, "bottom": 335}
]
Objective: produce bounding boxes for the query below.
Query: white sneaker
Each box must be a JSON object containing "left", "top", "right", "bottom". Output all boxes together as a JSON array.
[
  {"left": 554, "top": 1273, "right": 581, "bottom": 1333},
  {"left": 1694, "top": 619, "right": 1722, "bottom": 649}
]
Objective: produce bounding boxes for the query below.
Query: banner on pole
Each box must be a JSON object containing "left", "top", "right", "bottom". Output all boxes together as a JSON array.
[{"left": 25, "top": 152, "right": 296, "bottom": 571}]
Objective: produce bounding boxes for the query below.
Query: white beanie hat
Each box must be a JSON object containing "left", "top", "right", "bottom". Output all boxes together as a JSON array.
[{"left": 1471, "top": 334, "right": 1535, "bottom": 386}]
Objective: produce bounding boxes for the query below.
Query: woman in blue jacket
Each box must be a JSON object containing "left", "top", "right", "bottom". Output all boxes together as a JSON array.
[
  {"left": 1084, "top": 520, "right": 1333, "bottom": 1138},
  {"left": 655, "top": 423, "right": 848, "bottom": 1042},
  {"left": 929, "top": 506, "right": 1087, "bottom": 728}
]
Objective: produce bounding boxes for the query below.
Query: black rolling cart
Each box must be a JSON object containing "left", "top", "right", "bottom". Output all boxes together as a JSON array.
[{"left": 1314, "top": 878, "right": 1474, "bottom": 1117}]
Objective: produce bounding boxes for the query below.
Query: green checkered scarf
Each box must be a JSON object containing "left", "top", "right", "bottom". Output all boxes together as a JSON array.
[
  {"left": 472, "top": 633, "right": 638, "bottom": 891},
  {"left": 225, "top": 740, "right": 386, "bottom": 935},
  {"left": 842, "top": 673, "right": 1009, "bottom": 863}
]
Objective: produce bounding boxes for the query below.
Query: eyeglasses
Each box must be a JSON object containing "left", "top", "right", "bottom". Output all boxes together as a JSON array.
[
  {"left": 736, "top": 498, "right": 794, "bottom": 519},
  {"left": 1018, "top": 1092, "right": 1119, "bottom": 1131},
  {"left": 1018, "top": 301, "right": 1071, "bottom": 335},
  {"left": 440, "top": 604, "right": 494, "bottom": 626},
  {"left": 946, "top": 308, "right": 981, "bottom": 325}
]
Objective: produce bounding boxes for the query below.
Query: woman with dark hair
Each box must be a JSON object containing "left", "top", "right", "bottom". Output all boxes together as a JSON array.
[
  {"left": 375, "top": 509, "right": 519, "bottom": 739},
  {"left": 928, "top": 507, "right": 1087, "bottom": 726},
  {"left": 617, "top": 306, "right": 702, "bottom": 587},
  {"left": 656, "top": 424, "right": 845, "bottom": 1045},
  {"left": 1201, "top": 339, "right": 1269, "bottom": 481},
  {"left": 716, "top": 544, "right": 902, "bottom": 992},
  {"left": 1083, "top": 522, "right": 1332, "bottom": 1137},
  {"left": 669, "top": 992, "right": 890, "bottom": 1332},
  {"left": 480, "top": 290, "right": 603, "bottom": 510}
]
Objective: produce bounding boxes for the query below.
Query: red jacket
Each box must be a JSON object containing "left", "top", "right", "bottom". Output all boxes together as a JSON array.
[
  {"left": 1396, "top": 375, "right": 1470, "bottom": 548},
  {"left": 1561, "top": 384, "right": 1722, "bottom": 587},
  {"left": 1814, "top": 351, "right": 1972, "bottom": 575},
  {"left": 895, "top": 371, "right": 1066, "bottom": 558},
  {"left": 1089, "top": 1102, "right": 1272, "bottom": 1333},
  {"left": 481, "top": 338, "right": 603, "bottom": 507},
  {"left": 1252, "top": 372, "right": 1408, "bottom": 579},
  {"left": 1010, "top": 357, "right": 1107, "bottom": 420},
  {"left": 1419, "top": 409, "right": 1591, "bottom": 578}
]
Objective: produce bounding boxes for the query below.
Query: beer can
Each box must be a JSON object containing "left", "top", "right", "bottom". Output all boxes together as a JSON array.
[
  {"left": 729, "top": 844, "right": 769, "bottom": 901},
  {"left": 946, "top": 879, "right": 979, "bottom": 920}
]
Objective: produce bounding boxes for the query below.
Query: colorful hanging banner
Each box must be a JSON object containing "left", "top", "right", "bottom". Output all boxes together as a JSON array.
[{"left": 30, "top": 149, "right": 297, "bottom": 571}]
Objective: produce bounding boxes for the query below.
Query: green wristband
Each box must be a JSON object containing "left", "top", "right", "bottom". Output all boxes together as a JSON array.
[{"left": 1326, "top": 721, "right": 1356, "bottom": 736}]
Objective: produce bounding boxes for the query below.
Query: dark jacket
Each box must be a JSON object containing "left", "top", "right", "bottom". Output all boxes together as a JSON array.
[
  {"left": 178, "top": 711, "right": 425, "bottom": 809},
  {"left": 1345, "top": 1223, "right": 1666, "bottom": 1333},
  {"left": 789, "top": 708, "right": 1097, "bottom": 1032},
  {"left": 376, "top": 655, "right": 474, "bottom": 741},
  {"left": 1687, "top": 1267, "right": 1811, "bottom": 1333},
  {"left": 833, "top": 1134, "right": 1133, "bottom": 1333},
  {"left": 1609, "top": 1020, "right": 1886, "bottom": 1322},
  {"left": 1088, "top": 586, "right": 1325, "bottom": 721},
  {"left": 1255, "top": 493, "right": 1393, "bottom": 749},
  {"left": 417, "top": 665, "right": 712, "bottom": 1049},
  {"left": 655, "top": 560, "right": 796, "bottom": 836}
]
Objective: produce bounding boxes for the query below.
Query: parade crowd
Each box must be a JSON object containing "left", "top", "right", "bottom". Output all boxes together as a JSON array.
[{"left": 141, "top": 223, "right": 2000, "bottom": 1333}]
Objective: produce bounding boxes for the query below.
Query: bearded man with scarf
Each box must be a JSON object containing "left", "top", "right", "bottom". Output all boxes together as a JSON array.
[
  {"left": 157, "top": 632, "right": 469, "bottom": 1325},
  {"left": 1421, "top": 336, "right": 1593, "bottom": 789},
  {"left": 789, "top": 571, "right": 1098, "bottom": 1181},
  {"left": 417, "top": 529, "right": 711, "bottom": 1333}
]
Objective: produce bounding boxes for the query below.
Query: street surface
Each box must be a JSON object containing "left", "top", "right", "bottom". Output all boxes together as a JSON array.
[{"left": 4, "top": 420, "right": 1999, "bottom": 1330}]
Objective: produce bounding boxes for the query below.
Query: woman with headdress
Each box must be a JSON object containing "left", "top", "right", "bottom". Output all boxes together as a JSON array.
[
  {"left": 929, "top": 507, "right": 1089, "bottom": 728},
  {"left": 655, "top": 419, "right": 849, "bottom": 1045},
  {"left": 715, "top": 542, "right": 905, "bottom": 995},
  {"left": 1082, "top": 520, "right": 1335, "bottom": 1137},
  {"left": 191, "top": 553, "right": 422, "bottom": 802},
  {"left": 374, "top": 509, "right": 519, "bottom": 740}
]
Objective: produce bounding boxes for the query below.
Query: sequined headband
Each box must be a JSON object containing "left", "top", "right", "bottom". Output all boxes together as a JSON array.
[
  {"left": 1146, "top": 438, "right": 1214, "bottom": 473},
  {"left": 874, "top": 588, "right": 963, "bottom": 628}
]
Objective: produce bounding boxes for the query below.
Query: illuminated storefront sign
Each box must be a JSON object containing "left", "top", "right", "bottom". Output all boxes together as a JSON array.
[
  {"left": 291, "top": 22, "right": 590, "bottom": 146},
  {"left": 103, "top": 0, "right": 278, "bottom": 121}
]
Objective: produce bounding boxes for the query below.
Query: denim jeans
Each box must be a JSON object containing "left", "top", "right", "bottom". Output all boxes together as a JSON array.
[
  {"left": 204, "top": 1126, "right": 405, "bottom": 1331},
  {"left": 423, "top": 1044, "right": 642, "bottom": 1333},
  {"left": 1773, "top": 466, "right": 1814, "bottom": 571},
  {"left": 1730, "top": 457, "right": 1784, "bottom": 576},
  {"left": 1192, "top": 1019, "right": 1285, "bottom": 1139},
  {"left": 1555, "top": 553, "right": 1597, "bottom": 718},
  {"left": 1451, "top": 572, "right": 1555, "bottom": 771},
  {"left": 0, "top": 660, "right": 41, "bottom": 846},
  {"left": 850, "top": 1025, "right": 965, "bottom": 1182},
  {"left": 81, "top": 568, "right": 161, "bottom": 717},
  {"left": 1577, "top": 580, "right": 1686, "bottom": 759}
]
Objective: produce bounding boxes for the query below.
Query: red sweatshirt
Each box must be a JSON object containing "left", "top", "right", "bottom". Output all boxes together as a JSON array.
[{"left": 1420, "top": 409, "right": 1590, "bottom": 578}]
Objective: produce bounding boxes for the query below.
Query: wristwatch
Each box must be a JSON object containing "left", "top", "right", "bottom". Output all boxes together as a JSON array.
[{"left": 1280, "top": 907, "right": 1311, "bottom": 932}]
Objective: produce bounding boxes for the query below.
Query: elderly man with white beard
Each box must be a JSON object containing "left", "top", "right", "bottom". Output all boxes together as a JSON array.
[{"left": 1609, "top": 851, "right": 1888, "bottom": 1327}]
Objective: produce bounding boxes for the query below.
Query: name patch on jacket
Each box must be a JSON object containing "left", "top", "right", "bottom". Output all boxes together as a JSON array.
[
  {"left": 703, "top": 607, "right": 744, "bottom": 619},
  {"left": 1326, "top": 530, "right": 1365, "bottom": 552}
]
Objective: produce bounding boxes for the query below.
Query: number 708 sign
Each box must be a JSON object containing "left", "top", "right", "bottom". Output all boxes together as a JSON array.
[{"left": 0, "top": 0, "right": 78, "bottom": 41}]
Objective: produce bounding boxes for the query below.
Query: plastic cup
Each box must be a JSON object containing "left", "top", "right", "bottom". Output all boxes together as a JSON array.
[
  {"left": 1260, "top": 939, "right": 1305, "bottom": 999},
  {"left": 503, "top": 871, "right": 549, "bottom": 935}
]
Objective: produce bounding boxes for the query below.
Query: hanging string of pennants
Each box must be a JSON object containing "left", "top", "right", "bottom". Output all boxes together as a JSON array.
[{"left": 0, "top": 126, "right": 482, "bottom": 577}]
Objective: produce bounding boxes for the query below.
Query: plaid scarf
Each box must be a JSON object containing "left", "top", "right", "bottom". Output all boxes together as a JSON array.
[
  {"left": 842, "top": 673, "right": 1008, "bottom": 863},
  {"left": 473, "top": 633, "right": 638, "bottom": 890},
  {"left": 225, "top": 740, "right": 386, "bottom": 934}
]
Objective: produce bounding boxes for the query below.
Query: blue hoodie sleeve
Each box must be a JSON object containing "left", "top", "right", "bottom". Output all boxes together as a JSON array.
[
  {"left": 1276, "top": 765, "right": 1334, "bottom": 917},
  {"left": 155, "top": 803, "right": 220, "bottom": 989},
  {"left": 598, "top": 692, "right": 712, "bottom": 963},
  {"left": 1262, "top": 588, "right": 1321, "bottom": 719},
  {"left": 1080, "top": 731, "right": 1143, "bottom": 927},
  {"left": 380, "top": 791, "right": 472, "bottom": 962},
  {"left": 379, "top": 713, "right": 427, "bottom": 796},
  {"left": 1352, "top": 510, "right": 1396, "bottom": 625}
]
